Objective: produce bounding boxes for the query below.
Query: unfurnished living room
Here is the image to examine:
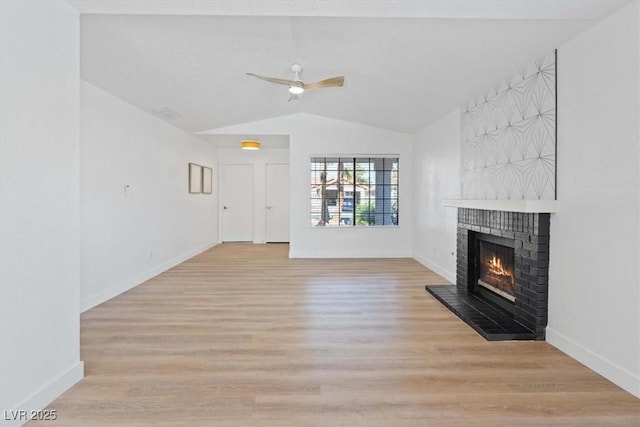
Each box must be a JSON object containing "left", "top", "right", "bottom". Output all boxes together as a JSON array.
[{"left": 1, "top": 1, "right": 640, "bottom": 426}]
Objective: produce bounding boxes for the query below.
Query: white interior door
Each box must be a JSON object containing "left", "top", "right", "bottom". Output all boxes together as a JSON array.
[
  {"left": 221, "top": 164, "right": 253, "bottom": 242},
  {"left": 265, "top": 163, "right": 289, "bottom": 242}
]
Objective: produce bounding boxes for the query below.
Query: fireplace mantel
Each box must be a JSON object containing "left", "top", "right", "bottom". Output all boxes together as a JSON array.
[{"left": 443, "top": 199, "right": 557, "bottom": 213}]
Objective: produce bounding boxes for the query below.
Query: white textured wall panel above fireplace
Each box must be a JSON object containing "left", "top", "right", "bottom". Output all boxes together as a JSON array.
[{"left": 460, "top": 51, "right": 556, "bottom": 201}]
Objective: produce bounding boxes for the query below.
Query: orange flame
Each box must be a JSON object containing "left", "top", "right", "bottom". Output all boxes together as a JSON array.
[{"left": 488, "top": 255, "right": 514, "bottom": 283}]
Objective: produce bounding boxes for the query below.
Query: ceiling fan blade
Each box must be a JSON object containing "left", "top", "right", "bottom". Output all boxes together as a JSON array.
[
  {"left": 303, "top": 76, "right": 345, "bottom": 91},
  {"left": 246, "top": 73, "right": 303, "bottom": 88}
]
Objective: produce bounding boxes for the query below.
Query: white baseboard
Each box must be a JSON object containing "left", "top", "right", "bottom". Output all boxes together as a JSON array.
[
  {"left": 546, "top": 327, "right": 640, "bottom": 398},
  {"left": 289, "top": 249, "right": 412, "bottom": 258},
  {"left": 80, "top": 241, "right": 218, "bottom": 313},
  {"left": 412, "top": 254, "right": 455, "bottom": 283},
  {"left": 1, "top": 362, "right": 84, "bottom": 427}
]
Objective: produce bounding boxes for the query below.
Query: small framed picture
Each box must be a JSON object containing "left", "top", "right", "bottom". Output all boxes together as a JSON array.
[
  {"left": 202, "top": 166, "right": 213, "bottom": 194},
  {"left": 189, "top": 163, "right": 202, "bottom": 193}
]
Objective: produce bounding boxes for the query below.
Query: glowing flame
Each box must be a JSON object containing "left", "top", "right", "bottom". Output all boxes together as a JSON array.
[{"left": 488, "top": 255, "right": 514, "bottom": 283}]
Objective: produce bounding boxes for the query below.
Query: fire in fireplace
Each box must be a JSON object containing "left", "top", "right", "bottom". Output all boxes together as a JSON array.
[{"left": 478, "top": 241, "right": 515, "bottom": 302}]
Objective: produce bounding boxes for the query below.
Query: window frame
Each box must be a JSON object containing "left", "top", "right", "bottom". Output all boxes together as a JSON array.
[{"left": 310, "top": 155, "right": 400, "bottom": 228}]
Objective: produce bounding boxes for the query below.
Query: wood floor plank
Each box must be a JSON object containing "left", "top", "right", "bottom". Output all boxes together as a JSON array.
[{"left": 29, "top": 243, "right": 639, "bottom": 426}]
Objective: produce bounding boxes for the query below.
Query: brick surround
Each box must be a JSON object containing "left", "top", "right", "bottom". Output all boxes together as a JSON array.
[{"left": 457, "top": 208, "right": 550, "bottom": 339}]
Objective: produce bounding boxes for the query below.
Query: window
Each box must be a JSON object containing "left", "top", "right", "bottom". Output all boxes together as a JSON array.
[{"left": 310, "top": 157, "right": 399, "bottom": 227}]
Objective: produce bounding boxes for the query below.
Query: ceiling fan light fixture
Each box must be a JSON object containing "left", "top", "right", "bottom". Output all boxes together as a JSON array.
[
  {"left": 246, "top": 63, "right": 343, "bottom": 101},
  {"left": 288, "top": 85, "right": 304, "bottom": 95},
  {"left": 240, "top": 140, "right": 261, "bottom": 150}
]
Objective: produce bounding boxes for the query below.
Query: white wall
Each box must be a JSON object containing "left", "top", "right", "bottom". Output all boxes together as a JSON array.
[
  {"left": 218, "top": 147, "right": 289, "bottom": 243},
  {"left": 548, "top": 1, "right": 640, "bottom": 397},
  {"left": 0, "top": 1, "right": 83, "bottom": 425},
  {"left": 201, "top": 113, "right": 414, "bottom": 258},
  {"left": 289, "top": 115, "right": 413, "bottom": 257},
  {"left": 412, "top": 109, "right": 460, "bottom": 283},
  {"left": 80, "top": 80, "right": 219, "bottom": 311}
]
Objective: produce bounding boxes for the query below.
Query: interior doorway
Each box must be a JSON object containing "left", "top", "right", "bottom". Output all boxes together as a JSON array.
[
  {"left": 265, "top": 163, "right": 289, "bottom": 242},
  {"left": 220, "top": 164, "right": 253, "bottom": 242}
]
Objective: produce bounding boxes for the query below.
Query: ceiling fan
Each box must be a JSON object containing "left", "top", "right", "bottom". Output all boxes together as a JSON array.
[{"left": 246, "top": 63, "right": 344, "bottom": 101}]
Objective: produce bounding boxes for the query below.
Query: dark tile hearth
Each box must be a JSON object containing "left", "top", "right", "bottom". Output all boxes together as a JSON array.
[{"left": 426, "top": 285, "right": 535, "bottom": 341}]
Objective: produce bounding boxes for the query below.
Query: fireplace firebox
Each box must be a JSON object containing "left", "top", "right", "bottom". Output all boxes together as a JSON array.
[
  {"left": 426, "top": 209, "right": 550, "bottom": 341},
  {"left": 475, "top": 234, "right": 516, "bottom": 311}
]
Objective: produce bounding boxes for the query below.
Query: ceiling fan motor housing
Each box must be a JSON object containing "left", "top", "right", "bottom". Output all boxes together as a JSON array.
[{"left": 289, "top": 63, "right": 304, "bottom": 94}]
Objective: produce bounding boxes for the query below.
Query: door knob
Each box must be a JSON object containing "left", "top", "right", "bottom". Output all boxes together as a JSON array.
[
  {"left": 223, "top": 206, "right": 228, "bottom": 210},
  {"left": 266, "top": 206, "right": 273, "bottom": 210}
]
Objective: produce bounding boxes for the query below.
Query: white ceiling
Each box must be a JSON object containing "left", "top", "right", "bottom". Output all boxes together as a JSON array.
[{"left": 77, "top": 1, "right": 630, "bottom": 134}]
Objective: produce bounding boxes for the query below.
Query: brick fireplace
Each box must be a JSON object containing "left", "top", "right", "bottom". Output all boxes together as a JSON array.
[{"left": 426, "top": 207, "right": 551, "bottom": 341}]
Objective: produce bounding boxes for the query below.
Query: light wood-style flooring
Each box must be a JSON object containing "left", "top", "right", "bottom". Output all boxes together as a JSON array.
[{"left": 31, "top": 244, "right": 639, "bottom": 426}]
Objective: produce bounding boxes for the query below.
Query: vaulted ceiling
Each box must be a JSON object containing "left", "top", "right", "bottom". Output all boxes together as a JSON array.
[{"left": 73, "top": 1, "right": 630, "bottom": 134}]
